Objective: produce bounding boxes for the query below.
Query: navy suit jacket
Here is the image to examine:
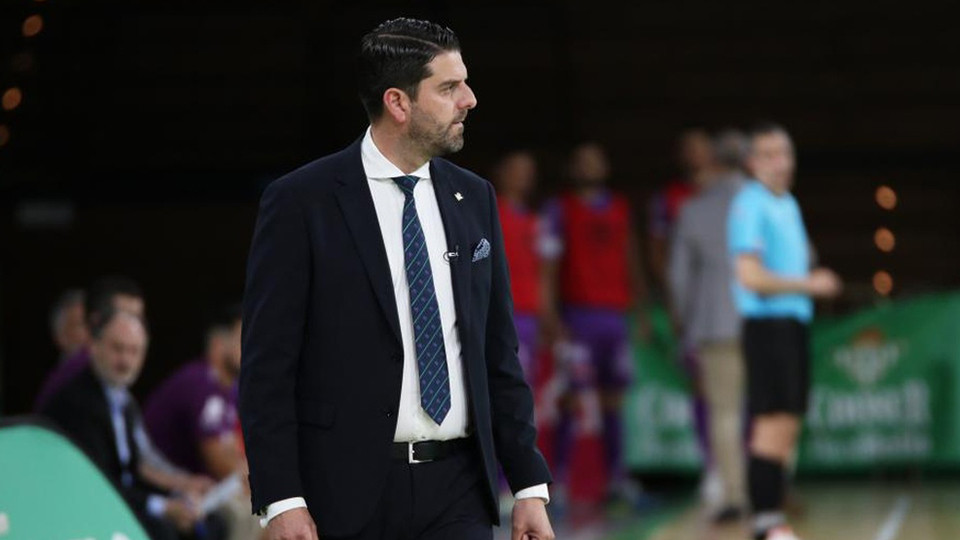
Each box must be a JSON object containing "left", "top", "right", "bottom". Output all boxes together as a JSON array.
[{"left": 239, "top": 137, "right": 551, "bottom": 536}]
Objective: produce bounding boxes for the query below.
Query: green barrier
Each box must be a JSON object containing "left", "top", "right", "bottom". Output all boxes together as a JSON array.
[
  {"left": 624, "top": 305, "right": 701, "bottom": 473},
  {"left": 0, "top": 423, "right": 148, "bottom": 540},
  {"left": 800, "top": 294, "right": 960, "bottom": 471},
  {"left": 625, "top": 293, "right": 960, "bottom": 473}
]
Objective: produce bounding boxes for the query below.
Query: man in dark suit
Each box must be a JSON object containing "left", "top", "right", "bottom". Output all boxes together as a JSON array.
[
  {"left": 42, "top": 308, "right": 211, "bottom": 540},
  {"left": 239, "top": 18, "right": 554, "bottom": 540}
]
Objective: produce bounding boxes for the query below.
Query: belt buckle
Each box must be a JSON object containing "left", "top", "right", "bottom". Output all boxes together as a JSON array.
[{"left": 407, "top": 441, "right": 431, "bottom": 464}]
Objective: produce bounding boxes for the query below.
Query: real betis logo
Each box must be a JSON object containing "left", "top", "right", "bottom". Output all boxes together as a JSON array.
[{"left": 833, "top": 328, "right": 903, "bottom": 387}]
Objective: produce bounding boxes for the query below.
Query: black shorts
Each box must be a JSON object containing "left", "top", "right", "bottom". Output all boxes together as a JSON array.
[{"left": 743, "top": 317, "right": 810, "bottom": 416}]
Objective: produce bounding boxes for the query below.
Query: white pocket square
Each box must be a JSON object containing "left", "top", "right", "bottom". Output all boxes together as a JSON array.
[{"left": 472, "top": 238, "right": 491, "bottom": 262}]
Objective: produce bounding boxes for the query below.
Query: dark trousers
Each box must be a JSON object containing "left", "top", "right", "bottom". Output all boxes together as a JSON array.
[{"left": 326, "top": 446, "right": 494, "bottom": 540}]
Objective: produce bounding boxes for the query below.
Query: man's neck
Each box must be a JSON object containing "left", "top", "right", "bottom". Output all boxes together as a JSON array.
[
  {"left": 758, "top": 178, "right": 788, "bottom": 196},
  {"left": 370, "top": 124, "right": 430, "bottom": 175},
  {"left": 91, "top": 366, "right": 126, "bottom": 395}
]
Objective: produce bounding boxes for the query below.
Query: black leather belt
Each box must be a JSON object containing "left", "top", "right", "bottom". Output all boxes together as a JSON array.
[{"left": 392, "top": 438, "right": 470, "bottom": 463}]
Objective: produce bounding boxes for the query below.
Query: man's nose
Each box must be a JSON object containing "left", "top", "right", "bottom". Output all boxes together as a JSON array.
[{"left": 460, "top": 83, "right": 477, "bottom": 110}]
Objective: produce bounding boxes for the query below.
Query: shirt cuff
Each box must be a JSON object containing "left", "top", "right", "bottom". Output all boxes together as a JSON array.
[
  {"left": 514, "top": 484, "right": 550, "bottom": 504},
  {"left": 146, "top": 495, "right": 168, "bottom": 518},
  {"left": 260, "top": 497, "right": 308, "bottom": 528}
]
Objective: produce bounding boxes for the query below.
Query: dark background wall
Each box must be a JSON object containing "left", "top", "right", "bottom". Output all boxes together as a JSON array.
[{"left": 1, "top": 0, "right": 957, "bottom": 414}]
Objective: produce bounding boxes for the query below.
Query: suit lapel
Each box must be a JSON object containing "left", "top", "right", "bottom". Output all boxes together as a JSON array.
[
  {"left": 431, "top": 162, "right": 471, "bottom": 348},
  {"left": 335, "top": 140, "right": 403, "bottom": 344}
]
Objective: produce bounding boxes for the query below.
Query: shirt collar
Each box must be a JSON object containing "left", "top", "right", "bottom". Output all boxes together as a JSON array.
[{"left": 360, "top": 126, "right": 431, "bottom": 181}]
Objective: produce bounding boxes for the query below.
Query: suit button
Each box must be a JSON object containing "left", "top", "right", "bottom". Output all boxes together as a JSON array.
[
  {"left": 392, "top": 352, "right": 401, "bottom": 363},
  {"left": 383, "top": 408, "right": 394, "bottom": 418}
]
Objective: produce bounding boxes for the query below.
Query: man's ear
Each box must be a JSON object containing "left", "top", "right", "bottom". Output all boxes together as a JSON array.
[{"left": 382, "top": 88, "right": 411, "bottom": 124}]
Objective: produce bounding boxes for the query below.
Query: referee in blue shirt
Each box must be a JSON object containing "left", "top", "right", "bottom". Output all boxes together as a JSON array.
[{"left": 727, "top": 123, "right": 841, "bottom": 540}]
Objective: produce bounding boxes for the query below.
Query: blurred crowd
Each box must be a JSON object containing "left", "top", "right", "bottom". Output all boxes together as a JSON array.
[
  {"left": 489, "top": 125, "right": 813, "bottom": 524},
  {"left": 32, "top": 123, "right": 814, "bottom": 538},
  {"left": 36, "top": 280, "right": 260, "bottom": 540}
]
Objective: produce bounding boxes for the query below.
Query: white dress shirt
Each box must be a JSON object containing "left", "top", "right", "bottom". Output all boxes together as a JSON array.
[{"left": 263, "top": 128, "right": 547, "bottom": 526}]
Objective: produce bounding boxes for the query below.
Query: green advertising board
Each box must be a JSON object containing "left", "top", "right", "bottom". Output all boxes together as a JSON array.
[
  {"left": 801, "top": 293, "right": 960, "bottom": 471},
  {"left": 624, "top": 305, "right": 701, "bottom": 473},
  {"left": 625, "top": 293, "right": 960, "bottom": 473},
  {"left": 0, "top": 423, "right": 148, "bottom": 540}
]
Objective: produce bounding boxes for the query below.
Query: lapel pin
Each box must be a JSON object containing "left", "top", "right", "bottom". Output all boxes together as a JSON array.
[{"left": 454, "top": 192, "right": 464, "bottom": 201}]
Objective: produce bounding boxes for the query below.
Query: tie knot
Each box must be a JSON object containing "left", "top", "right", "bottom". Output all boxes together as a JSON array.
[{"left": 392, "top": 175, "right": 420, "bottom": 197}]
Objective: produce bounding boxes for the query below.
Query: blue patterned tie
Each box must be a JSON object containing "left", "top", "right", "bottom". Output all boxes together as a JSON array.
[{"left": 393, "top": 175, "right": 451, "bottom": 425}]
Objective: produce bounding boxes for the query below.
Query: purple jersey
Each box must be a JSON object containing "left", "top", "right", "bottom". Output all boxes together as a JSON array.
[
  {"left": 143, "top": 360, "right": 238, "bottom": 475},
  {"left": 35, "top": 347, "right": 91, "bottom": 412},
  {"left": 559, "top": 307, "right": 634, "bottom": 390}
]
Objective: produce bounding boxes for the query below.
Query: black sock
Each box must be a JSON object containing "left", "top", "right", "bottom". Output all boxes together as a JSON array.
[{"left": 749, "top": 454, "right": 786, "bottom": 538}]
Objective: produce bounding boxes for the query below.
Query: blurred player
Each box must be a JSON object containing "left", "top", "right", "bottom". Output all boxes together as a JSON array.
[
  {"left": 648, "top": 128, "right": 714, "bottom": 289},
  {"left": 492, "top": 149, "right": 550, "bottom": 513},
  {"left": 727, "top": 123, "right": 841, "bottom": 540},
  {"left": 543, "top": 142, "right": 647, "bottom": 509},
  {"left": 493, "top": 150, "right": 544, "bottom": 381}
]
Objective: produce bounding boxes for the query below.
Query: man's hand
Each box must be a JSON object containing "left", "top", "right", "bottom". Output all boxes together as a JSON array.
[
  {"left": 266, "top": 508, "right": 319, "bottom": 540},
  {"left": 179, "top": 474, "right": 215, "bottom": 507},
  {"left": 164, "top": 499, "right": 200, "bottom": 533},
  {"left": 808, "top": 267, "right": 842, "bottom": 298},
  {"left": 512, "top": 498, "right": 554, "bottom": 540}
]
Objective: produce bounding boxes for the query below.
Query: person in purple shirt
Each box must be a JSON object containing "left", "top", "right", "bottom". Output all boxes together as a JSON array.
[
  {"left": 145, "top": 304, "right": 243, "bottom": 477},
  {"left": 35, "top": 276, "right": 145, "bottom": 412},
  {"left": 145, "top": 304, "right": 262, "bottom": 540}
]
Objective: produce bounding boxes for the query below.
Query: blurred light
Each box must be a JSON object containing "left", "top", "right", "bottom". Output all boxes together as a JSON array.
[
  {"left": 875, "top": 227, "right": 896, "bottom": 252},
  {"left": 2, "top": 88, "right": 22, "bottom": 111},
  {"left": 873, "top": 271, "right": 893, "bottom": 296},
  {"left": 23, "top": 15, "right": 44, "bottom": 38},
  {"left": 0, "top": 125, "right": 9, "bottom": 147},
  {"left": 876, "top": 185, "right": 897, "bottom": 210}
]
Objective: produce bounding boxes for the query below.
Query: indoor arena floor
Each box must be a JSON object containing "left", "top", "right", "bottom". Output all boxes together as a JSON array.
[{"left": 498, "top": 481, "right": 960, "bottom": 540}]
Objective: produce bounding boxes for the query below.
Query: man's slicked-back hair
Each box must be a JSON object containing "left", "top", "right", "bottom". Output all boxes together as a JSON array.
[{"left": 358, "top": 18, "right": 460, "bottom": 120}]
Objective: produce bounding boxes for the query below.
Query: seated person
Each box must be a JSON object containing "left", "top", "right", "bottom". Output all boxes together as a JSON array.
[
  {"left": 42, "top": 308, "right": 222, "bottom": 540},
  {"left": 36, "top": 276, "right": 144, "bottom": 412},
  {"left": 146, "top": 304, "right": 260, "bottom": 540}
]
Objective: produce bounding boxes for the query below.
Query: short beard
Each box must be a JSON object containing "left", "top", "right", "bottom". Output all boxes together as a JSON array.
[{"left": 409, "top": 106, "right": 465, "bottom": 158}]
